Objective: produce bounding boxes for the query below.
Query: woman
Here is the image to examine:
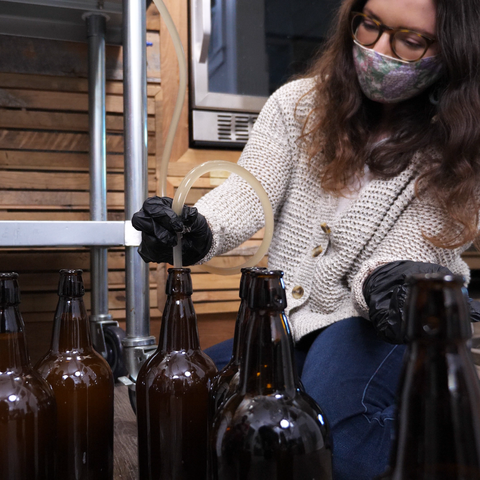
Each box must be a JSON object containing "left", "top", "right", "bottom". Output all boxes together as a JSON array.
[{"left": 132, "top": 0, "right": 480, "bottom": 477}]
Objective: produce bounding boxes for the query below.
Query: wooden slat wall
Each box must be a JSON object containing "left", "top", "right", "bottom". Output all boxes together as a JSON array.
[
  {"left": 0, "top": 5, "right": 162, "bottom": 362},
  {"left": 0, "top": 1, "right": 268, "bottom": 359}
]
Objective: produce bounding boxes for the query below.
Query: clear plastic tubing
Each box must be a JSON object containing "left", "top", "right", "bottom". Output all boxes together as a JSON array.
[
  {"left": 152, "top": 0, "right": 187, "bottom": 198},
  {"left": 172, "top": 161, "right": 274, "bottom": 276},
  {"left": 153, "top": 0, "right": 273, "bottom": 275}
]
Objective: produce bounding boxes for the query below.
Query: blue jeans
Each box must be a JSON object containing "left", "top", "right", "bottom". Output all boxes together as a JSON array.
[{"left": 205, "top": 316, "right": 406, "bottom": 480}]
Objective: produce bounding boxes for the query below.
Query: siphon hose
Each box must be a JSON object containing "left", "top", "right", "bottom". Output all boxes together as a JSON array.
[
  {"left": 152, "top": 0, "right": 187, "bottom": 197},
  {"left": 152, "top": 0, "right": 273, "bottom": 275},
  {"left": 172, "top": 161, "right": 274, "bottom": 275}
]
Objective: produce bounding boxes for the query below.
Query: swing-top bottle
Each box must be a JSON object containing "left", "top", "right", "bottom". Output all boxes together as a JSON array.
[
  {"left": 136, "top": 267, "right": 217, "bottom": 480},
  {"left": 210, "top": 270, "right": 333, "bottom": 480},
  {"left": 35, "top": 269, "right": 114, "bottom": 480},
  {"left": 380, "top": 273, "right": 480, "bottom": 480},
  {"left": 209, "top": 267, "right": 265, "bottom": 416},
  {"left": 0, "top": 272, "right": 56, "bottom": 480}
]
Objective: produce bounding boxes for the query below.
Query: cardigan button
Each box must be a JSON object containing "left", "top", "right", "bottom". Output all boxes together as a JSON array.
[
  {"left": 292, "top": 285, "right": 304, "bottom": 299},
  {"left": 312, "top": 245, "right": 323, "bottom": 257},
  {"left": 320, "top": 223, "right": 331, "bottom": 235}
]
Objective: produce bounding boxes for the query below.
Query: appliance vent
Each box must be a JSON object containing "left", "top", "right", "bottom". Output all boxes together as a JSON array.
[{"left": 217, "top": 114, "right": 258, "bottom": 144}]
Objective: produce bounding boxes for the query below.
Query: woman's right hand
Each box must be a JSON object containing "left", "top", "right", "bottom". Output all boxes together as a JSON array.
[{"left": 131, "top": 196, "right": 212, "bottom": 265}]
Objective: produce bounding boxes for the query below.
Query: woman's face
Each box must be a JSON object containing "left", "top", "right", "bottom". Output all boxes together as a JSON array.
[{"left": 362, "top": 0, "right": 438, "bottom": 59}]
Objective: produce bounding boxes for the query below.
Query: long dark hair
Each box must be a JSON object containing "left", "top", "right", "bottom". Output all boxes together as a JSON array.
[{"left": 301, "top": 0, "right": 480, "bottom": 248}]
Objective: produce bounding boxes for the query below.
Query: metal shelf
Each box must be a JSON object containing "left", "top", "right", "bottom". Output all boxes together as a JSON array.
[
  {"left": 0, "top": 0, "right": 123, "bottom": 44},
  {"left": 0, "top": 0, "right": 156, "bottom": 381},
  {"left": 0, "top": 220, "right": 137, "bottom": 247}
]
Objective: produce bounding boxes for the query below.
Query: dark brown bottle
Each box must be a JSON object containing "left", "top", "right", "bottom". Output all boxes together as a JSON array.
[
  {"left": 210, "top": 270, "right": 333, "bottom": 480},
  {"left": 209, "top": 267, "right": 264, "bottom": 417},
  {"left": 380, "top": 273, "right": 480, "bottom": 480},
  {"left": 136, "top": 267, "right": 218, "bottom": 480},
  {"left": 35, "top": 269, "right": 114, "bottom": 480},
  {"left": 0, "top": 272, "right": 56, "bottom": 480}
]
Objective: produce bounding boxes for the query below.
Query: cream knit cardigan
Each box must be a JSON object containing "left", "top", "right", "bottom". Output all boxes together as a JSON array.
[{"left": 195, "top": 78, "right": 471, "bottom": 342}]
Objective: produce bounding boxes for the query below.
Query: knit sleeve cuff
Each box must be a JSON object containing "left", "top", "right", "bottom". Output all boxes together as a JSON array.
[
  {"left": 193, "top": 208, "right": 225, "bottom": 265},
  {"left": 351, "top": 259, "right": 391, "bottom": 317}
]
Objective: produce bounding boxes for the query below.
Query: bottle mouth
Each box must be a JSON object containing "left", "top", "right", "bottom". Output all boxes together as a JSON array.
[
  {"left": 59, "top": 269, "right": 83, "bottom": 276},
  {"left": 167, "top": 267, "right": 191, "bottom": 274},
  {"left": 0, "top": 272, "right": 19, "bottom": 280},
  {"left": 58, "top": 269, "right": 85, "bottom": 297},
  {"left": 247, "top": 270, "right": 287, "bottom": 310},
  {"left": 0, "top": 272, "right": 20, "bottom": 305},
  {"left": 249, "top": 269, "right": 284, "bottom": 279},
  {"left": 166, "top": 268, "right": 193, "bottom": 295},
  {"left": 239, "top": 267, "right": 268, "bottom": 299}
]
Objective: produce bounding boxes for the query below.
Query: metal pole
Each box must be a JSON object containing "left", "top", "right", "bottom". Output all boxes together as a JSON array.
[
  {"left": 122, "top": 0, "right": 156, "bottom": 382},
  {"left": 85, "top": 13, "right": 116, "bottom": 357}
]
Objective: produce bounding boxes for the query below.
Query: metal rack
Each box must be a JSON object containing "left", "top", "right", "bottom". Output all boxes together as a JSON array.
[{"left": 0, "top": 0, "right": 156, "bottom": 382}]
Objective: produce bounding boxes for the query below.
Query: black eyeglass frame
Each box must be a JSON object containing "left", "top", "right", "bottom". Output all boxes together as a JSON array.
[{"left": 350, "top": 12, "right": 437, "bottom": 62}]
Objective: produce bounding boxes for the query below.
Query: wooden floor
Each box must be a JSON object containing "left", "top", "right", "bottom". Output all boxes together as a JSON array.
[{"left": 114, "top": 385, "right": 139, "bottom": 479}]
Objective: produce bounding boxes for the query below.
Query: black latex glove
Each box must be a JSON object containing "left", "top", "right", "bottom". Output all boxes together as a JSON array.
[
  {"left": 363, "top": 260, "right": 480, "bottom": 345},
  {"left": 131, "top": 196, "right": 213, "bottom": 266}
]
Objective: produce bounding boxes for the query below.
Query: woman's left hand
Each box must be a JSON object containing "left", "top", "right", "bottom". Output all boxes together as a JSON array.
[{"left": 363, "top": 260, "right": 480, "bottom": 344}]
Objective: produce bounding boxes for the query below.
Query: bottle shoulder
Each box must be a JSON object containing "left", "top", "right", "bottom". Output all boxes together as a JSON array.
[
  {"left": 213, "top": 393, "right": 330, "bottom": 452},
  {"left": 211, "top": 363, "right": 238, "bottom": 391},
  {"left": 218, "top": 392, "right": 325, "bottom": 429},
  {"left": 142, "top": 348, "right": 216, "bottom": 371},
  {"left": 210, "top": 369, "right": 240, "bottom": 413},
  {"left": 0, "top": 370, "right": 55, "bottom": 413},
  {"left": 35, "top": 351, "right": 114, "bottom": 387},
  {"left": 137, "top": 349, "right": 217, "bottom": 387},
  {"left": 218, "top": 361, "right": 239, "bottom": 379}
]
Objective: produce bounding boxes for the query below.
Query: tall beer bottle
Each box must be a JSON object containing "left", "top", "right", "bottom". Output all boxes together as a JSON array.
[
  {"left": 35, "top": 269, "right": 114, "bottom": 480},
  {"left": 0, "top": 272, "right": 56, "bottom": 480},
  {"left": 209, "top": 267, "right": 264, "bottom": 416},
  {"left": 380, "top": 273, "right": 480, "bottom": 480},
  {"left": 211, "top": 270, "right": 333, "bottom": 480},
  {"left": 136, "top": 267, "right": 217, "bottom": 480}
]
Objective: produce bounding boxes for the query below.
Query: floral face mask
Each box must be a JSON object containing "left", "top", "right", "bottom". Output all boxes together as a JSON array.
[{"left": 352, "top": 41, "right": 443, "bottom": 103}]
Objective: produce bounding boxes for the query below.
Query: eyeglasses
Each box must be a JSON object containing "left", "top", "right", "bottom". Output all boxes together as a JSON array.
[{"left": 350, "top": 12, "right": 437, "bottom": 62}]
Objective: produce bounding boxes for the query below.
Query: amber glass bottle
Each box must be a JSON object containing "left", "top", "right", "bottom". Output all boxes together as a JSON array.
[
  {"left": 211, "top": 270, "right": 333, "bottom": 480},
  {"left": 0, "top": 272, "right": 56, "bottom": 480},
  {"left": 380, "top": 274, "right": 480, "bottom": 480},
  {"left": 136, "top": 267, "right": 217, "bottom": 480},
  {"left": 209, "top": 267, "right": 263, "bottom": 417},
  {"left": 35, "top": 269, "right": 114, "bottom": 480}
]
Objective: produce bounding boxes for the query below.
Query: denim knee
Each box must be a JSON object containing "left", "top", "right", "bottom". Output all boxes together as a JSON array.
[{"left": 204, "top": 338, "right": 234, "bottom": 371}]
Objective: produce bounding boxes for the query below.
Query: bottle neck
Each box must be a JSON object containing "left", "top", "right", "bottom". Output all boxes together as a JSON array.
[
  {"left": 239, "top": 308, "right": 298, "bottom": 397},
  {"left": 403, "top": 338, "right": 472, "bottom": 374},
  {"left": 158, "top": 268, "right": 200, "bottom": 353},
  {"left": 390, "top": 338, "right": 480, "bottom": 474},
  {"left": 230, "top": 300, "right": 249, "bottom": 365},
  {"left": 0, "top": 306, "right": 31, "bottom": 372},
  {"left": 50, "top": 296, "right": 92, "bottom": 353},
  {"left": 400, "top": 275, "right": 476, "bottom": 408},
  {"left": 230, "top": 269, "right": 260, "bottom": 365},
  {"left": 158, "top": 292, "right": 200, "bottom": 352}
]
